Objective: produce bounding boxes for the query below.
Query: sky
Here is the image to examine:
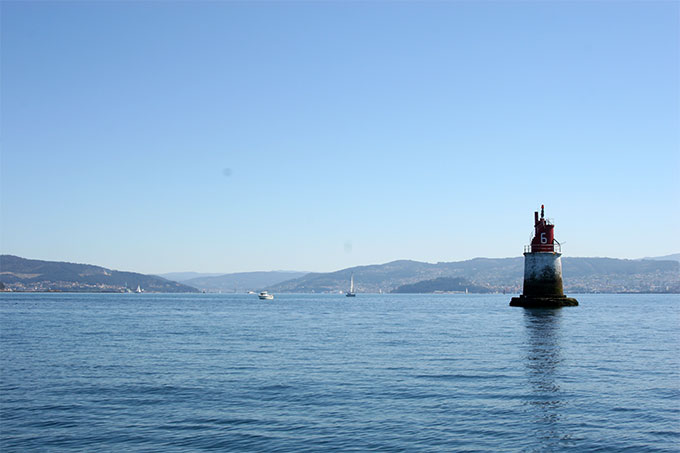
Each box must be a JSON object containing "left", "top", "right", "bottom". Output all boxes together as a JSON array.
[{"left": 1, "top": 1, "right": 678, "bottom": 274}]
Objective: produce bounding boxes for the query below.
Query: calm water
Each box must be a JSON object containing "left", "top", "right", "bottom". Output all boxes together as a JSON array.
[{"left": 1, "top": 293, "right": 678, "bottom": 452}]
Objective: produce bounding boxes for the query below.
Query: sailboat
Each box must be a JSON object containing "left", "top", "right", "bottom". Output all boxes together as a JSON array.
[
  {"left": 346, "top": 273, "right": 356, "bottom": 297},
  {"left": 135, "top": 285, "right": 142, "bottom": 293}
]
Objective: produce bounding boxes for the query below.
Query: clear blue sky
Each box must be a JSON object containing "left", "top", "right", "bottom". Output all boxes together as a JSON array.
[{"left": 1, "top": 1, "right": 678, "bottom": 274}]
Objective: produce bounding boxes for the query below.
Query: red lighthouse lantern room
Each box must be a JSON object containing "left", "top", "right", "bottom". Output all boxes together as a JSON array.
[{"left": 530, "top": 205, "right": 557, "bottom": 253}]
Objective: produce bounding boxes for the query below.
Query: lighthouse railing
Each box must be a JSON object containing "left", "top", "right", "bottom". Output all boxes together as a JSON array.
[{"left": 524, "top": 242, "right": 562, "bottom": 254}]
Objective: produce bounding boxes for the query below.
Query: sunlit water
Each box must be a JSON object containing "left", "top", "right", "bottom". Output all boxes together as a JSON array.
[{"left": 1, "top": 293, "right": 678, "bottom": 452}]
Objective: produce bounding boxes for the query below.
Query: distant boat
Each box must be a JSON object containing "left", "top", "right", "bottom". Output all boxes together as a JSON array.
[
  {"left": 135, "top": 285, "right": 142, "bottom": 293},
  {"left": 346, "top": 273, "right": 356, "bottom": 297},
  {"left": 258, "top": 291, "right": 274, "bottom": 300}
]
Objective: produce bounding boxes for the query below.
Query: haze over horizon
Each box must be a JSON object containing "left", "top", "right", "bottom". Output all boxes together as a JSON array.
[
  {"left": 157, "top": 253, "right": 680, "bottom": 277},
  {"left": 2, "top": 2, "right": 678, "bottom": 275}
]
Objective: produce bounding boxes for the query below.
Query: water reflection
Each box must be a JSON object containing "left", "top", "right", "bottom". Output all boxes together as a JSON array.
[{"left": 522, "top": 309, "right": 570, "bottom": 449}]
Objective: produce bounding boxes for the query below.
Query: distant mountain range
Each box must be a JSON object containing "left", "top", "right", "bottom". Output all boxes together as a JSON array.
[
  {"left": 2, "top": 254, "right": 678, "bottom": 294},
  {"left": 163, "top": 271, "right": 309, "bottom": 293},
  {"left": 643, "top": 253, "right": 680, "bottom": 263},
  {"left": 268, "top": 257, "right": 680, "bottom": 294},
  {"left": 156, "top": 272, "right": 224, "bottom": 282},
  {"left": 0, "top": 255, "right": 198, "bottom": 293}
]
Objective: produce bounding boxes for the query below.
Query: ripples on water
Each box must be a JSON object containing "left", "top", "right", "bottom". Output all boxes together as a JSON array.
[{"left": 1, "top": 293, "right": 678, "bottom": 452}]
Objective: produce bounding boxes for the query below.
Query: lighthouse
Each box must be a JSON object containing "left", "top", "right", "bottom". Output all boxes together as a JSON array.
[{"left": 510, "top": 205, "right": 578, "bottom": 308}]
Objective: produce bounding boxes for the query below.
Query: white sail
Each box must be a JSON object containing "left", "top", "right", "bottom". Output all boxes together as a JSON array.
[{"left": 346, "top": 273, "right": 356, "bottom": 296}]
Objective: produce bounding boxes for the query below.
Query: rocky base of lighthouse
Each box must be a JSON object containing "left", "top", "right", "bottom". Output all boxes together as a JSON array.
[{"left": 509, "top": 295, "right": 579, "bottom": 308}]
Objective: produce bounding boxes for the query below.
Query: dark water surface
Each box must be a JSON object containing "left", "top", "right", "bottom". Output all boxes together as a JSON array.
[{"left": 1, "top": 293, "right": 678, "bottom": 452}]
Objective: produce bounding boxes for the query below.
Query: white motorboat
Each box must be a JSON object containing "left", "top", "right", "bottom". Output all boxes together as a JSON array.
[{"left": 258, "top": 291, "right": 274, "bottom": 300}]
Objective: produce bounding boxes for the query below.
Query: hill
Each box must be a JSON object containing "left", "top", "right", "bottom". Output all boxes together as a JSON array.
[
  {"left": 0, "top": 255, "right": 198, "bottom": 293},
  {"left": 268, "top": 257, "right": 680, "bottom": 294},
  {"left": 392, "top": 277, "right": 492, "bottom": 294},
  {"left": 180, "top": 271, "right": 309, "bottom": 293},
  {"left": 156, "top": 272, "right": 224, "bottom": 282},
  {"left": 644, "top": 253, "right": 680, "bottom": 263}
]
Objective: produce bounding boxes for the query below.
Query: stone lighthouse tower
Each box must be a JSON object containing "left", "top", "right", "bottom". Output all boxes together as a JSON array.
[{"left": 510, "top": 205, "right": 578, "bottom": 308}]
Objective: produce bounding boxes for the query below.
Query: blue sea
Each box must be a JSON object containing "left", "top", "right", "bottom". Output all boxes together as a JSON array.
[{"left": 1, "top": 293, "right": 678, "bottom": 452}]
